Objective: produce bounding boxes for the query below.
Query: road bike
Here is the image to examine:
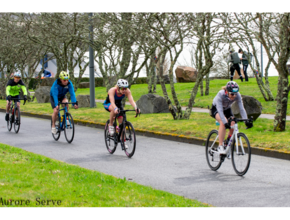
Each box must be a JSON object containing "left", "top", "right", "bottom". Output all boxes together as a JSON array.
[
  {"left": 205, "top": 117, "right": 253, "bottom": 176},
  {"left": 104, "top": 110, "right": 140, "bottom": 158},
  {"left": 51, "top": 101, "right": 77, "bottom": 143},
  {"left": 7, "top": 98, "right": 26, "bottom": 133}
]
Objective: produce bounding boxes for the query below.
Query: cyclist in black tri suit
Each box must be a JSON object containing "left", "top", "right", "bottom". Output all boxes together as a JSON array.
[{"left": 103, "top": 79, "right": 140, "bottom": 136}]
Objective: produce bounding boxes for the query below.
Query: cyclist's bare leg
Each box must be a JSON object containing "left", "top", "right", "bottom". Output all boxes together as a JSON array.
[
  {"left": 215, "top": 113, "right": 227, "bottom": 145},
  {"left": 62, "top": 98, "right": 69, "bottom": 112},
  {"left": 6, "top": 100, "right": 11, "bottom": 113},
  {"left": 51, "top": 106, "right": 59, "bottom": 128},
  {"left": 16, "top": 102, "right": 20, "bottom": 117},
  {"left": 109, "top": 105, "right": 116, "bottom": 126}
]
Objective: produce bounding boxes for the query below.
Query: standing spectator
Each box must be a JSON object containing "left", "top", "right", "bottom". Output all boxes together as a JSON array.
[
  {"left": 228, "top": 50, "right": 243, "bottom": 82},
  {"left": 239, "top": 49, "right": 249, "bottom": 82}
]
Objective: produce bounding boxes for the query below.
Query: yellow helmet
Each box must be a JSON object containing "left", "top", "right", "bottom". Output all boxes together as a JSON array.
[{"left": 59, "top": 71, "right": 69, "bottom": 80}]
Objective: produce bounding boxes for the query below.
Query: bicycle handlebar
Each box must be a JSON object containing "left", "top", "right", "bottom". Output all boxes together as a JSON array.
[
  {"left": 117, "top": 109, "right": 141, "bottom": 118},
  {"left": 228, "top": 116, "right": 253, "bottom": 124},
  {"left": 9, "top": 98, "right": 26, "bottom": 105},
  {"left": 58, "top": 101, "right": 78, "bottom": 105}
]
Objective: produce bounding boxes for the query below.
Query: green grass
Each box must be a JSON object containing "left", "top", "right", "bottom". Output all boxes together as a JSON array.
[
  {"left": 74, "top": 76, "right": 289, "bottom": 115},
  {"left": 0, "top": 143, "right": 209, "bottom": 207}
]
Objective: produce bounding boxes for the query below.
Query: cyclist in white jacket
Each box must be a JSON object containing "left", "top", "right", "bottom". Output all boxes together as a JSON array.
[{"left": 210, "top": 81, "right": 252, "bottom": 154}]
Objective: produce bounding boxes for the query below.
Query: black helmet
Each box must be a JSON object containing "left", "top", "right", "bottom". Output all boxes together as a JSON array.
[{"left": 226, "top": 81, "right": 239, "bottom": 93}]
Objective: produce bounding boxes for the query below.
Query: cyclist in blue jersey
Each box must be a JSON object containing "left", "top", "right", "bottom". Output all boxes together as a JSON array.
[
  {"left": 50, "top": 71, "right": 78, "bottom": 134},
  {"left": 103, "top": 79, "right": 140, "bottom": 136}
]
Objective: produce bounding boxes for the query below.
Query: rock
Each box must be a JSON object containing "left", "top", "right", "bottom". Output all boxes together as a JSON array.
[
  {"left": 231, "top": 95, "right": 262, "bottom": 121},
  {"left": 136, "top": 94, "right": 170, "bottom": 114},
  {"left": 76, "top": 95, "right": 96, "bottom": 108},
  {"left": 34, "top": 86, "right": 51, "bottom": 103},
  {"left": 78, "top": 82, "right": 90, "bottom": 89},
  {"left": 175, "top": 66, "right": 198, "bottom": 82},
  {"left": 40, "top": 78, "right": 55, "bottom": 87},
  {"left": 0, "top": 81, "right": 6, "bottom": 99}
]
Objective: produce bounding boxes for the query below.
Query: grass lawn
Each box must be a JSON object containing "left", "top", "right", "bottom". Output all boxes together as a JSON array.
[
  {"left": 74, "top": 76, "right": 290, "bottom": 116},
  {"left": 0, "top": 143, "right": 209, "bottom": 207}
]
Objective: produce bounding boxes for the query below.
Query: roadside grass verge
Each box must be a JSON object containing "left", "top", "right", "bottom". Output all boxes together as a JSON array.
[
  {"left": 0, "top": 100, "right": 289, "bottom": 152},
  {"left": 0, "top": 143, "right": 209, "bottom": 207},
  {"left": 73, "top": 76, "right": 289, "bottom": 116}
]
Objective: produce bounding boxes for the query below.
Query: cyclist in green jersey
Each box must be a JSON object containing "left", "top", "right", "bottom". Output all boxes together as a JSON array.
[{"left": 5, "top": 72, "right": 27, "bottom": 121}]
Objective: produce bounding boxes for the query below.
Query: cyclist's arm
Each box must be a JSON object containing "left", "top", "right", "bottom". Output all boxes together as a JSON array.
[
  {"left": 6, "top": 85, "right": 11, "bottom": 96},
  {"left": 19, "top": 80, "right": 28, "bottom": 95},
  {"left": 236, "top": 93, "right": 248, "bottom": 120},
  {"left": 50, "top": 81, "right": 59, "bottom": 108},
  {"left": 214, "top": 92, "right": 227, "bottom": 125},
  {"left": 126, "top": 89, "right": 137, "bottom": 109},
  {"left": 68, "top": 80, "right": 77, "bottom": 105}
]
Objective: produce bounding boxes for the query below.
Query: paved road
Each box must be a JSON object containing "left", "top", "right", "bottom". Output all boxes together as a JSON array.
[{"left": 1, "top": 112, "right": 290, "bottom": 207}]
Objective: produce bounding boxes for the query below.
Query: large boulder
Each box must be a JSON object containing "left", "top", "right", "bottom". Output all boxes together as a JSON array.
[
  {"left": 40, "top": 78, "right": 55, "bottom": 87},
  {"left": 76, "top": 95, "right": 96, "bottom": 108},
  {"left": 136, "top": 94, "right": 170, "bottom": 114},
  {"left": 231, "top": 95, "right": 262, "bottom": 121},
  {"left": 0, "top": 81, "right": 6, "bottom": 99},
  {"left": 175, "top": 66, "right": 198, "bottom": 82},
  {"left": 34, "top": 86, "right": 51, "bottom": 103},
  {"left": 78, "top": 82, "right": 90, "bottom": 89}
]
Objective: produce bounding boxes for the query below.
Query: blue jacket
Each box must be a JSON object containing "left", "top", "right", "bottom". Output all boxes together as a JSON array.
[
  {"left": 43, "top": 69, "right": 51, "bottom": 77},
  {"left": 50, "top": 79, "right": 77, "bottom": 108}
]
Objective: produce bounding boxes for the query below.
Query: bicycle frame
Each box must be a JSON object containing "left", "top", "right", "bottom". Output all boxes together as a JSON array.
[
  {"left": 210, "top": 117, "right": 252, "bottom": 156},
  {"left": 56, "top": 102, "right": 74, "bottom": 131}
]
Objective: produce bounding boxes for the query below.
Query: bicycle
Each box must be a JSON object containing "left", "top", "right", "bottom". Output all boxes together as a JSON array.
[
  {"left": 7, "top": 98, "right": 26, "bottom": 133},
  {"left": 205, "top": 116, "right": 253, "bottom": 176},
  {"left": 104, "top": 110, "right": 140, "bottom": 158},
  {"left": 51, "top": 101, "right": 77, "bottom": 143}
]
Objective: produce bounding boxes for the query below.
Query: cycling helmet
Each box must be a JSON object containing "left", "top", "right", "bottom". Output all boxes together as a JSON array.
[
  {"left": 117, "top": 79, "right": 129, "bottom": 88},
  {"left": 226, "top": 81, "right": 239, "bottom": 93},
  {"left": 59, "top": 71, "right": 69, "bottom": 80},
  {"left": 14, "top": 72, "right": 21, "bottom": 78}
]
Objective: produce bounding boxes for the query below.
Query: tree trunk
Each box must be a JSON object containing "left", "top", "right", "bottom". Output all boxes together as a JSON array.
[
  {"left": 205, "top": 72, "right": 210, "bottom": 95},
  {"left": 200, "top": 79, "right": 204, "bottom": 96}
]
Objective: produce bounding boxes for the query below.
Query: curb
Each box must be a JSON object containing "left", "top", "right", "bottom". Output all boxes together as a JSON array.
[{"left": 1, "top": 108, "right": 290, "bottom": 161}]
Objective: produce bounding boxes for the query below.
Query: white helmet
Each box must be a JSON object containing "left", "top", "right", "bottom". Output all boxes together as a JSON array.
[
  {"left": 14, "top": 72, "right": 21, "bottom": 78},
  {"left": 117, "top": 79, "right": 129, "bottom": 88}
]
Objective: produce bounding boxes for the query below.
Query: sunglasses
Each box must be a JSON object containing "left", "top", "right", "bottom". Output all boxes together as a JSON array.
[
  {"left": 229, "top": 92, "right": 237, "bottom": 96},
  {"left": 120, "top": 88, "right": 127, "bottom": 91}
]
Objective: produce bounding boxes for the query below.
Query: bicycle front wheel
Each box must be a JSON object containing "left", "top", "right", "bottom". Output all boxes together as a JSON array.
[
  {"left": 51, "top": 115, "right": 61, "bottom": 141},
  {"left": 7, "top": 109, "right": 13, "bottom": 132},
  {"left": 205, "top": 130, "right": 223, "bottom": 171},
  {"left": 122, "top": 121, "right": 136, "bottom": 158},
  {"left": 14, "top": 106, "right": 21, "bottom": 133},
  {"left": 64, "top": 113, "right": 75, "bottom": 143},
  {"left": 104, "top": 120, "right": 117, "bottom": 154},
  {"left": 231, "top": 132, "right": 251, "bottom": 176}
]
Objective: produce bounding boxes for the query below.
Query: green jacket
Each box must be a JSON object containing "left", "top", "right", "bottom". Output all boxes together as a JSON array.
[
  {"left": 242, "top": 53, "right": 249, "bottom": 65},
  {"left": 6, "top": 79, "right": 27, "bottom": 96}
]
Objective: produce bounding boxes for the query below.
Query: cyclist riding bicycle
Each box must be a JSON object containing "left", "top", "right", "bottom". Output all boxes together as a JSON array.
[
  {"left": 5, "top": 72, "right": 27, "bottom": 122},
  {"left": 210, "top": 81, "right": 253, "bottom": 154},
  {"left": 103, "top": 79, "right": 140, "bottom": 136},
  {"left": 50, "top": 71, "right": 78, "bottom": 135}
]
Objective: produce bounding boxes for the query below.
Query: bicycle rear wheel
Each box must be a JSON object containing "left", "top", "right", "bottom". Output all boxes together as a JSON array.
[
  {"left": 51, "top": 115, "right": 61, "bottom": 141},
  {"left": 64, "top": 113, "right": 75, "bottom": 143},
  {"left": 205, "top": 130, "right": 223, "bottom": 171},
  {"left": 7, "top": 109, "right": 13, "bottom": 132},
  {"left": 122, "top": 121, "right": 136, "bottom": 158},
  {"left": 104, "top": 120, "right": 117, "bottom": 154},
  {"left": 231, "top": 132, "right": 251, "bottom": 176},
  {"left": 14, "top": 106, "right": 21, "bottom": 133}
]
